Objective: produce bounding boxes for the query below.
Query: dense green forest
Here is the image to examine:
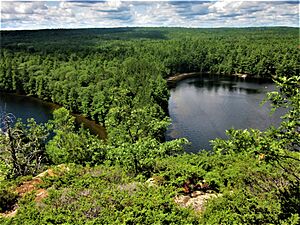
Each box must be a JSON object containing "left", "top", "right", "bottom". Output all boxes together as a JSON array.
[{"left": 0, "top": 28, "right": 299, "bottom": 224}]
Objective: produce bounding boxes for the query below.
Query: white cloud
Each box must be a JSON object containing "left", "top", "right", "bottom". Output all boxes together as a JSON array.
[
  {"left": 1, "top": 1, "right": 48, "bottom": 14},
  {"left": 0, "top": 0, "right": 299, "bottom": 30}
]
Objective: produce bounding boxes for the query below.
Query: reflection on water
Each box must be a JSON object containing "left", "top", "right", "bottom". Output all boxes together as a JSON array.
[
  {"left": 165, "top": 74, "right": 283, "bottom": 152},
  {"left": 0, "top": 93, "right": 56, "bottom": 124},
  {"left": 0, "top": 93, "right": 106, "bottom": 139}
]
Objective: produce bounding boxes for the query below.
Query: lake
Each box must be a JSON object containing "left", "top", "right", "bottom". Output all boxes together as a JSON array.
[
  {"left": 165, "top": 74, "right": 283, "bottom": 152},
  {"left": 0, "top": 93, "right": 106, "bottom": 138},
  {"left": 0, "top": 93, "right": 56, "bottom": 125},
  {"left": 0, "top": 74, "right": 283, "bottom": 152}
]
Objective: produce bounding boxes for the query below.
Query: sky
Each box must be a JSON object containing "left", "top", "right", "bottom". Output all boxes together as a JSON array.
[{"left": 1, "top": 0, "right": 299, "bottom": 30}]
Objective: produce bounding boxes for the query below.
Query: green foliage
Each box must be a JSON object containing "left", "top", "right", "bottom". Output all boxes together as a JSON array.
[
  {"left": 3, "top": 165, "right": 199, "bottom": 225},
  {"left": 0, "top": 183, "right": 18, "bottom": 213},
  {"left": 46, "top": 108, "right": 106, "bottom": 165},
  {"left": 154, "top": 153, "right": 208, "bottom": 188},
  {"left": 266, "top": 75, "right": 300, "bottom": 153},
  {"left": 0, "top": 160, "right": 10, "bottom": 181},
  {"left": 1, "top": 28, "right": 299, "bottom": 138},
  {"left": 0, "top": 28, "right": 299, "bottom": 223},
  {"left": 0, "top": 118, "right": 49, "bottom": 177},
  {"left": 107, "top": 137, "right": 187, "bottom": 176},
  {"left": 106, "top": 104, "right": 170, "bottom": 145},
  {"left": 152, "top": 75, "right": 299, "bottom": 223},
  {"left": 154, "top": 136, "right": 299, "bottom": 224},
  {"left": 200, "top": 189, "right": 296, "bottom": 225}
]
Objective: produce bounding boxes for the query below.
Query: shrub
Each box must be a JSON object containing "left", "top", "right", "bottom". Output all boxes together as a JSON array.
[{"left": 0, "top": 187, "right": 18, "bottom": 213}]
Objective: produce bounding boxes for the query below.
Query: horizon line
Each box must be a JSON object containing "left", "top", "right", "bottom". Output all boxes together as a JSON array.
[{"left": 1, "top": 25, "right": 299, "bottom": 32}]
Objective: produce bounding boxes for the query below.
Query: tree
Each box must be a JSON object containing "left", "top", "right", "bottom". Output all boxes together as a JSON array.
[
  {"left": 46, "top": 108, "right": 106, "bottom": 165},
  {"left": 0, "top": 112, "right": 49, "bottom": 178}
]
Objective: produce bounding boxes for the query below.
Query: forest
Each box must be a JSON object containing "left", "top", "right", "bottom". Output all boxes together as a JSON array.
[{"left": 0, "top": 27, "right": 299, "bottom": 224}]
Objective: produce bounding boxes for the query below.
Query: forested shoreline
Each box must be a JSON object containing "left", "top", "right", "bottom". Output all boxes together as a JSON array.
[
  {"left": 0, "top": 28, "right": 299, "bottom": 224},
  {"left": 1, "top": 28, "right": 298, "bottom": 128}
]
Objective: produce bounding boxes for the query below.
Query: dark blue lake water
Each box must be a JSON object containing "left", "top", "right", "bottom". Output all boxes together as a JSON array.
[
  {"left": 165, "top": 75, "right": 283, "bottom": 152},
  {"left": 0, "top": 93, "right": 55, "bottom": 125},
  {"left": 0, "top": 74, "right": 283, "bottom": 152},
  {"left": 0, "top": 93, "right": 106, "bottom": 138}
]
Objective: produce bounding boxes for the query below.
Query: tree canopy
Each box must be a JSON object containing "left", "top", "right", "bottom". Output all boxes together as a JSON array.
[{"left": 0, "top": 27, "right": 299, "bottom": 224}]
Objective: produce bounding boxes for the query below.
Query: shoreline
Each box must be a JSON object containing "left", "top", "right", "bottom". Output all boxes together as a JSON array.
[
  {"left": 166, "top": 72, "right": 274, "bottom": 86},
  {"left": 0, "top": 91, "right": 107, "bottom": 139}
]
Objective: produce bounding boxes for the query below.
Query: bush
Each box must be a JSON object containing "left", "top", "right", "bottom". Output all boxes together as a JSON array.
[
  {"left": 6, "top": 165, "right": 199, "bottom": 225},
  {"left": 0, "top": 187, "right": 18, "bottom": 213}
]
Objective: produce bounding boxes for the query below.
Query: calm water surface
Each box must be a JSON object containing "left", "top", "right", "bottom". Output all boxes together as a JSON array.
[
  {"left": 0, "top": 75, "right": 283, "bottom": 151},
  {"left": 0, "top": 93, "right": 106, "bottom": 138},
  {"left": 165, "top": 75, "right": 283, "bottom": 152},
  {"left": 0, "top": 93, "right": 55, "bottom": 124}
]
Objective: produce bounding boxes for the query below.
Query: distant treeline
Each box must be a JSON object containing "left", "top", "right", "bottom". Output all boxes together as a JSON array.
[
  {"left": 1, "top": 27, "right": 299, "bottom": 77},
  {"left": 0, "top": 27, "right": 299, "bottom": 145},
  {"left": 0, "top": 28, "right": 299, "bottom": 224}
]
